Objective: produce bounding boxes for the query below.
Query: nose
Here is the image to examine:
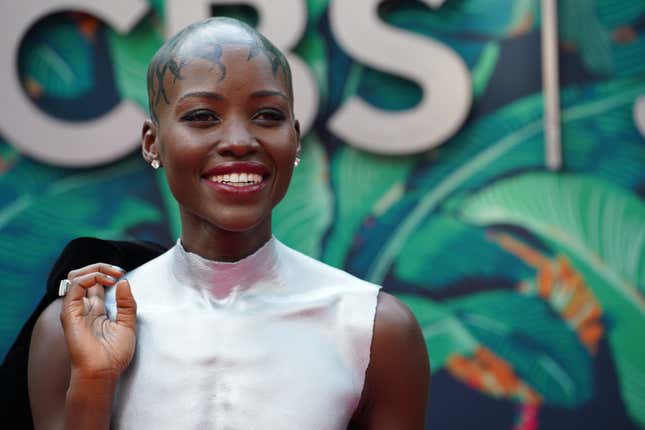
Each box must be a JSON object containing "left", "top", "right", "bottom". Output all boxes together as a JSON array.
[{"left": 216, "top": 117, "right": 257, "bottom": 158}]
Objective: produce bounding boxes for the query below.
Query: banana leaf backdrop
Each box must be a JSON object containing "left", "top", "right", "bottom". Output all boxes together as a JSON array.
[{"left": 1, "top": 1, "right": 644, "bottom": 429}]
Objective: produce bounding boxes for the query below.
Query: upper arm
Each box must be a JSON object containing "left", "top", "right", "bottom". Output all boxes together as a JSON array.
[
  {"left": 354, "top": 292, "right": 430, "bottom": 430},
  {"left": 28, "top": 298, "right": 70, "bottom": 430}
]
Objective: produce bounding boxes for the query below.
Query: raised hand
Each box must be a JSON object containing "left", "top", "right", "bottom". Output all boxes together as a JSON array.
[{"left": 60, "top": 263, "right": 137, "bottom": 381}]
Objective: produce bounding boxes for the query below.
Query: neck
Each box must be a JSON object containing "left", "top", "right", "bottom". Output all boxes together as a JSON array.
[{"left": 179, "top": 211, "right": 272, "bottom": 262}]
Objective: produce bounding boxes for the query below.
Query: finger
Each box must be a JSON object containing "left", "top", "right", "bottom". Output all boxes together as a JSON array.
[
  {"left": 61, "top": 273, "right": 115, "bottom": 320},
  {"left": 115, "top": 280, "right": 137, "bottom": 330},
  {"left": 61, "top": 277, "right": 90, "bottom": 323},
  {"left": 67, "top": 263, "right": 125, "bottom": 282},
  {"left": 72, "top": 272, "right": 118, "bottom": 290},
  {"left": 87, "top": 284, "right": 106, "bottom": 301}
]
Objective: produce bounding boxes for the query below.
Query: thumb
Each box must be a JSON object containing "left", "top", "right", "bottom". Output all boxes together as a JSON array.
[{"left": 115, "top": 279, "right": 137, "bottom": 330}]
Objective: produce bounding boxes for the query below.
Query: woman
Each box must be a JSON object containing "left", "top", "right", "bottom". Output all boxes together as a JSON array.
[{"left": 28, "top": 17, "right": 429, "bottom": 429}]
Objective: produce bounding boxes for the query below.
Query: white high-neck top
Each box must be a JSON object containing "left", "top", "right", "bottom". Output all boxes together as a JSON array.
[{"left": 104, "top": 237, "right": 380, "bottom": 429}]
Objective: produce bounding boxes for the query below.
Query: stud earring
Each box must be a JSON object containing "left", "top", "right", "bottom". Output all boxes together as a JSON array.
[
  {"left": 151, "top": 158, "right": 160, "bottom": 169},
  {"left": 294, "top": 157, "right": 301, "bottom": 167}
]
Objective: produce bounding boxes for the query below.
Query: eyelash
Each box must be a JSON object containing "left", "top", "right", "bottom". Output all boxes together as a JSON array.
[
  {"left": 253, "top": 109, "right": 286, "bottom": 123},
  {"left": 180, "top": 108, "right": 286, "bottom": 127},
  {"left": 181, "top": 110, "right": 219, "bottom": 123}
]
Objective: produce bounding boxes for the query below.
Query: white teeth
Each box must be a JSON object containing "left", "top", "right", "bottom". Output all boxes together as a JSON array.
[{"left": 208, "top": 173, "right": 263, "bottom": 185}]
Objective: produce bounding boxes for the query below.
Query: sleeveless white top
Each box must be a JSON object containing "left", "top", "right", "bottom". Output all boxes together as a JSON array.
[{"left": 105, "top": 237, "right": 380, "bottom": 429}]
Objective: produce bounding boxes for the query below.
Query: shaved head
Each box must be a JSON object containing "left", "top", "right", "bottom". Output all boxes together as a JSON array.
[{"left": 146, "top": 17, "right": 293, "bottom": 123}]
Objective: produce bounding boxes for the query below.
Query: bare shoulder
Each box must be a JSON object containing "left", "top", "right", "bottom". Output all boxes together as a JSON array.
[
  {"left": 29, "top": 298, "right": 70, "bottom": 429},
  {"left": 371, "top": 291, "right": 429, "bottom": 380},
  {"left": 374, "top": 292, "right": 421, "bottom": 337},
  {"left": 353, "top": 291, "right": 430, "bottom": 429}
]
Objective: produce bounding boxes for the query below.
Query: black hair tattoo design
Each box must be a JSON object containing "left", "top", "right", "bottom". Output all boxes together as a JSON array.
[{"left": 146, "top": 17, "right": 292, "bottom": 124}]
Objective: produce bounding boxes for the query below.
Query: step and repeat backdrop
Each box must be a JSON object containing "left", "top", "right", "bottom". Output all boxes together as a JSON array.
[{"left": 1, "top": 1, "right": 644, "bottom": 429}]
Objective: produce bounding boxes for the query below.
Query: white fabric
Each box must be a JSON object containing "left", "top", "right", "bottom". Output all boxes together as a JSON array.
[{"left": 104, "top": 237, "right": 381, "bottom": 429}]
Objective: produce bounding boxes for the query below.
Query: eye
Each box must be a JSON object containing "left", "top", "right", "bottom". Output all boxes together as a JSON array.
[
  {"left": 253, "top": 108, "right": 286, "bottom": 125},
  {"left": 181, "top": 109, "right": 220, "bottom": 125}
]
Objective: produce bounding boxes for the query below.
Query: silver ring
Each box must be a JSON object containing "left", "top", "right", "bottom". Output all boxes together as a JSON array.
[{"left": 58, "top": 279, "right": 71, "bottom": 297}]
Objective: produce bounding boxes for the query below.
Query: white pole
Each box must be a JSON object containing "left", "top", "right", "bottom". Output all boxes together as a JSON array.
[{"left": 541, "top": 0, "right": 562, "bottom": 170}]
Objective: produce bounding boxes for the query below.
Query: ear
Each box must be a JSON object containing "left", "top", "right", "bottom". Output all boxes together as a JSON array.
[
  {"left": 141, "top": 119, "right": 161, "bottom": 165},
  {"left": 294, "top": 119, "right": 301, "bottom": 154}
]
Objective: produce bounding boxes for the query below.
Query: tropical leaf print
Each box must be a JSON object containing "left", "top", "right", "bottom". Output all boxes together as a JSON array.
[
  {"left": 393, "top": 214, "right": 533, "bottom": 290},
  {"left": 379, "top": 0, "right": 538, "bottom": 38},
  {"left": 148, "top": 0, "right": 165, "bottom": 18},
  {"left": 491, "top": 233, "right": 605, "bottom": 354},
  {"left": 345, "top": 77, "right": 645, "bottom": 285},
  {"left": 305, "top": 0, "right": 330, "bottom": 23},
  {"left": 18, "top": 14, "right": 95, "bottom": 99},
  {"left": 398, "top": 293, "right": 478, "bottom": 370},
  {"left": 0, "top": 152, "right": 162, "bottom": 359},
  {"left": 558, "top": 0, "right": 614, "bottom": 75},
  {"left": 458, "top": 172, "right": 645, "bottom": 425},
  {"left": 106, "top": 14, "right": 164, "bottom": 112},
  {"left": 596, "top": 0, "right": 645, "bottom": 28},
  {"left": 400, "top": 286, "right": 595, "bottom": 407},
  {"left": 557, "top": 0, "right": 645, "bottom": 79},
  {"left": 272, "top": 134, "right": 333, "bottom": 259},
  {"left": 294, "top": 20, "right": 330, "bottom": 103},
  {"left": 323, "top": 146, "right": 416, "bottom": 267},
  {"left": 324, "top": 0, "right": 518, "bottom": 118},
  {"left": 447, "top": 290, "right": 594, "bottom": 407},
  {"left": 447, "top": 346, "right": 542, "bottom": 405}
]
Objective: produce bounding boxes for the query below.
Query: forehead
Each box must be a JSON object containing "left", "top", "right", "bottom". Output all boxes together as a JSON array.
[{"left": 162, "top": 45, "right": 289, "bottom": 102}]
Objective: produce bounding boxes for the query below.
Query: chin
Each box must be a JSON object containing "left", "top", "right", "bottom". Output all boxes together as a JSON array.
[{"left": 212, "top": 212, "right": 269, "bottom": 234}]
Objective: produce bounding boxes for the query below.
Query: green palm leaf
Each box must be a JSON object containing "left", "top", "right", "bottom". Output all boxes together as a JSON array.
[
  {"left": 0, "top": 154, "right": 162, "bottom": 358},
  {"left": 18, "top": 15, "right": 94, "bottom": 98},
  {"left": 559, "top": 0, "right": 645, "bottom": 78},
  {"left": 323, "top": 146, "right": 416, "bottom": 267},
  {"left": 447, "top": 290, "right": 594, "bottom": 406},
  {"left": 148, "top": 0, "right": 165, "bottom": 18},
  {"left": 328, "top": 0, "right": 509, "bottom": 116},
  {"left": 106, "top": 14, "right": 164, "bottom": 111},
  {"left": 306, "top": 0, "right": 330, "bottom": 23},
  {"left": 400, "top": 289, "right": 594, "bottom": 406},
  {"left": 272, "top": 134, "right": 333, "bottom": 258},
  {"left": 459, "top": 172, "right": 645, "bottom": 425},
  {"left": 596, "top": 0, "right": 645, "bottom": 28},
  {"left": 380, "top": 0, "right": 536, "bottom": 38},
  {"left": 394, "top": 214, "right": 532, "bottom": 289},
  {"left": 558, "top": 0, "right": 613, "bottom": 75},
  {"left": 356, "top": 77, "right": 645, "bottom": 285},
  {"left": 294, "top": 23, "right": 329, "bottom": 102},
  {"left": 398, "top": 294, "right": 478, "bottom": 370}
]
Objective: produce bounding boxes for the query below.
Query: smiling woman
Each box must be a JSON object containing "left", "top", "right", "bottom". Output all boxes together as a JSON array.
[{"left": 26, "top": 17, "right": 429, "bottom": 430}]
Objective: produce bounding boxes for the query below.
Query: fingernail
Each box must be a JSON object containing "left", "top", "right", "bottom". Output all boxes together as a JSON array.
[
  {"left": 105, "top": 275, "right": 117, "bottom": 282},
  {"left": 111, "top": 265, "right": 125, "bottom": 272}
]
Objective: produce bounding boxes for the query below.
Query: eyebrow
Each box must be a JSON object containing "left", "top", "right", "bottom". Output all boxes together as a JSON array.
[
  {"left": 251, "top": 90, "right": 289, "bottom": 101},
  {"left": 177, "top": 91, "right": 225, "bottom": 103}
]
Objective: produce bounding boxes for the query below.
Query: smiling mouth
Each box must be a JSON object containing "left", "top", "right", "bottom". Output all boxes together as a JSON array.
[
  {"left": 208, "top": 173, "right": 264, "bottom": 187},
  {"left": 202, "top": 162, "right": 270, "bottom": 193}
]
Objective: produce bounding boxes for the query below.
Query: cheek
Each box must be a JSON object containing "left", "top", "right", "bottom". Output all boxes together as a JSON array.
[
  {"left": 158, "top": 134, "right": 208, "bottom": 198},
  {"left": 160, "top": 128, "right": 207, "bottom": 168},
  {"left": 270, "top": 137, "right": 299, "bottom": 203}
]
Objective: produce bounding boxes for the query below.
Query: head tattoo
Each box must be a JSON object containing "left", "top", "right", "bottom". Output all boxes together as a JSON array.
[{"left": 146, "top": 17, "right": 293, "bottom": 123}]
